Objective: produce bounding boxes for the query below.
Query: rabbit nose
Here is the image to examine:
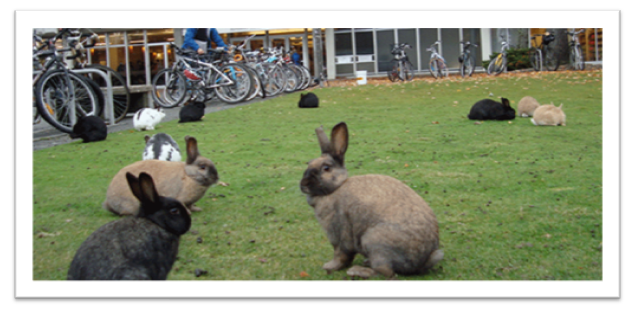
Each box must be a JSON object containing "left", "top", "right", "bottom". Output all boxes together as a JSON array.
[{"left": 303, "top": 168, "right": 317, "bottom": 179}]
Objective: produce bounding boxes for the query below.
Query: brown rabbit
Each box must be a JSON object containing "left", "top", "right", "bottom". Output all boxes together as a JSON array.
[
  {"left": 531, "top": 103, "right": 566, "bottom": 126},
  {"left": 300, "top": 122, "right": 443, "bottom": 278},
  {"left": 103, "top": 136, "right": 218, "bottom": 215},
  {"left": 517, "top": 96, "right": 540, "bottom": 117}
]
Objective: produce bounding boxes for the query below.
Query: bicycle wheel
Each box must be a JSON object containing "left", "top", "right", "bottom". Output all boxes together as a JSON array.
[
  {"left": 35, "top": 69, "right": 99, "bottom": 133},
  {"left": 243, "top": 66, "right": 262, "bottom": 101},
  {"left": 33, "top": 92, "right": 41, "bottom": 124},
  {"left": 389, "top": 62, "right": 399, "bottom": 82},
  {"left": 214, "top": 63, "right": 254, "bottom": 104},
  {"left": 429, "top": 59, "right": 440, "bottom": 79},
  {"left": 460, "top": 54, "right": 474, "bottom": 77},
  {"left": 529, "top": 48, "right": 541, "bottom": 72},
  {"left": 571, "top": 45, "right": 585, "bottom": 70},
  {"left": 294, "top": 64, "right": 312, "bottom": 90},
  {"left": 488, "top": 55, "right": 505, "bottom": 75},
  {"left": 262, "top": 63, "right": 287, "bottom": 97},
  {"left": 438, "top": 59, "right": 449, "bottom": 78},
  {"left": 543, "top": 45, "right": 559, "bottom": 71},
  {"left": 151, "top": 68, "right": 189, "bottom": 108},
  {"left": 283, "top": 65, "right": 300, "bottom": 93},
  {"left": 83, "top": 76, "right": 105, "bottom": 118},
  {"left": 402, "top": 61, "right": 414, "bottom": 81},
  {"left": 83, "top": 64, "right": 131, "bottom": 122}
]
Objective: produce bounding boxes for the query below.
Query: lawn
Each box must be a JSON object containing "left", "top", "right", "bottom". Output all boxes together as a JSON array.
[{"left": 32, "top": 70, "right": 603, "bottom": 281}]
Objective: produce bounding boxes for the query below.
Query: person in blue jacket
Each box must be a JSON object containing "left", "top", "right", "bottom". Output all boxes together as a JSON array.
[
  {"left": 291, "top": 46, "right": 302, "bottom": 65},
  {"left": 182, "top": 28, "right": 227, "bottom": 55}
]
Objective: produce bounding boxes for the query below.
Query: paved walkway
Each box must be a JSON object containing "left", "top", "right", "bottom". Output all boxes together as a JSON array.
[{"left": 32, "top": 95, "right": 271, "bottom": 151}]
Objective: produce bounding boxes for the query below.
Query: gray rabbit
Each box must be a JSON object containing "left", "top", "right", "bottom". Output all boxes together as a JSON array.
[
  {"left": 300, "top": 122, "right": 443, "bottom": 278},
  {"left": 68, "top": 172, "right": 191, "bottom": 280}
]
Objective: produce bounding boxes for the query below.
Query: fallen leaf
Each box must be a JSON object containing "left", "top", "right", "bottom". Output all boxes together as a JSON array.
[
  {"left": 36, "top": 232, "right": 61, "bottom": 238},
  {"left": 258, "top": 258, "right": 268, "bottom": 263},
  {"left": 300, "top": 271, "right": 309, "bottom": 277},
  {"left": 218, "top": 181, "right": 230, "bottom": 187},
  {"left": 404, "top": 163, "right": 409, "bottom": 168}
]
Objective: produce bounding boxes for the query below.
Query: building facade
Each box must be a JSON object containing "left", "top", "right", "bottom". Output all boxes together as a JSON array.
[{"left": 35, "top": 27, "right": 603, "bottom": 88}]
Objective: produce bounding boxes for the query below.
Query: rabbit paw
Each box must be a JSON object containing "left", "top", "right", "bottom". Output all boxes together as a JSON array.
[
  {"left": 189, "top": 205, "right": 202, "bottom": 212},
  {"left": 322, "top": 259, "right": 346, "bottom": 272},
  {"left": 346, "top": 265, "right": 378, "bottom": 278}
]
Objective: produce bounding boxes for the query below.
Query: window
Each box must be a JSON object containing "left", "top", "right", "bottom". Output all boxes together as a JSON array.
[
  {"left": 418, "top": 29, "right": 438, "bottom": 70},
  {"left": 335, "top": 32, "right": 352, "bottom": 56},
  {"left": 441, "top": 28, "right": 460, "bottom": 69},
  {"left": 376, "top": 30, "right": 395, "bottom": 72},
  {"left": 354, "top": 31, "right": 374, "bottom": 55}
]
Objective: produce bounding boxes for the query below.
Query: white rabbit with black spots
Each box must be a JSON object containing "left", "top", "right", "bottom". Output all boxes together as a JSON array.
[{"left": 143, "top": 133, "right": 182, "bottom": 162}]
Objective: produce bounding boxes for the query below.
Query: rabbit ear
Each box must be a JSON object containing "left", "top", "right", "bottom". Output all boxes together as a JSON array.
[
  {"left": 185, "top": 136, "right": 200, "bottom": 164},
  {"left": 126, "top": 172, "right": 142, "bottom": 201},
  {"left": 501, "top": 98, "right": 510, "bottom": 106},
  {"left": 144, "top": 135, "right": 150, "bottom": 144},
  {"left": 330, "top": 122, "right": 349, "bottom": 164},
  {"left": 316, "top": 125, "right": 330, "bottom": 154},
  {"left": 138, "top": 172, "right": 159, "bottom": 206},
  {"left": 559, "top": 103, "right": 563, "bottom": 109}
]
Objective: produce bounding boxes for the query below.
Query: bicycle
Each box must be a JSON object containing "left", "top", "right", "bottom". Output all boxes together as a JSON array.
[
  {"left": 314, "top": 63, "right": 328, "bottom": 87},
  {"left": 66, "top": 28, "right": 131, "bottom": 123},
  {"left": 487, "top": 35, "right": 509, "bottom": 76},
  {"left": 389, "top": 43, "right": 414, "bottom": 81},
  {"left": 33, "top": 29, "right": 101, "bottom": 133},
  {"left": 566, "top": 28, "right": 585, "bottom": 71},
  {"left": 151, "top": 43, "right": 254, "bottom": 108},
  {"left": 459, "top": 41, "right": 478, "bottom": 77},
  {"left": 426, "top": 41, "right": 449, "bottom": 79},
  {"left": 528, "top": 32, "right": 559, "bottom": 72}
]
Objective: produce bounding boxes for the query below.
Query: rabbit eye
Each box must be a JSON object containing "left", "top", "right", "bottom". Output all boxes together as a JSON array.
[
  {"left": 322, "top": 165, "right": 330, "bottom": 172},
  {"left": 169, "top": 208, "right": 180, "bottom": 215},
  {"left": 199, "top": 165, "right": 206, "bottom": 170}
]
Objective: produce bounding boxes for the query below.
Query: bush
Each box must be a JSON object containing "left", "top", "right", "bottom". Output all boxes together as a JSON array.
[{"left": 482, "top": 48, "right": 531, "bottom": 71}]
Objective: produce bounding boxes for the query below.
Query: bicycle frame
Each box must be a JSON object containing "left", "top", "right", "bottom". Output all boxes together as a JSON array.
[
  {"left": 496, "top": 39, "right": 509, "bottom": 66},
  {"left": 175, "top": 53, "right": 236, "bottom": 89},
  {"left": 530, "top": 36, "right": 544, "bottom": 70}
]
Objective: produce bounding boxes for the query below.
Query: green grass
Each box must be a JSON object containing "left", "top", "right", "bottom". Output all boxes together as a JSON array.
[{"left": 33, "top": 70, "right": 603, "bottom": 281}]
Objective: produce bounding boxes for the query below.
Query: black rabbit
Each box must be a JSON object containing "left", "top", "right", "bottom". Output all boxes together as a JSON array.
[
  {"left": 179, "top": 101, "right": 206, "bottom": 123},
  {"left": 69, "top": 115, "right": 107, "bottom": 143},
  {"left": 298, "top": 92, "right": 319, "bottom": 108},
  {"left": 467, "top": 97, "right": 515, "bottom": 120},
  {"left": 68, "top": 172, "right": 191, "bottom": 280}
]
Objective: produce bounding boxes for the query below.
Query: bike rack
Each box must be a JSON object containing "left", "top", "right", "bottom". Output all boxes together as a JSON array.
[{"left": 71, "top": 68, "right": 116, "bottom": 126}]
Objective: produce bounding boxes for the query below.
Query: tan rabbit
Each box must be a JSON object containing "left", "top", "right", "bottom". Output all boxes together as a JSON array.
[
  {"left": 517, "top": 96, "right": 540, "bottom": 117},
  {"left": 103, "top": 136, "right": 218, "bottom": 215},
  {"left": 531, "top": 103, "right": 566, "bottom": 126},
  {"left": 300, "top": 122, "right": 443, "bottom": 278}
]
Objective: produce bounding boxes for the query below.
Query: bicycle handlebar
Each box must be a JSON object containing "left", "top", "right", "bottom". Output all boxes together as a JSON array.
[{"left": 460, "top": 41, "right": 478, "bottom": 47}]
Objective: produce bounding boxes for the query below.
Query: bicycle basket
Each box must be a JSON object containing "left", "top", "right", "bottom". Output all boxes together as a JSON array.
[
  {"left": 458, "top": 56, "right": 463, "bottom": 63},
  {"left": 543, "top": 34, "right": 555, "bottom": 44}
]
